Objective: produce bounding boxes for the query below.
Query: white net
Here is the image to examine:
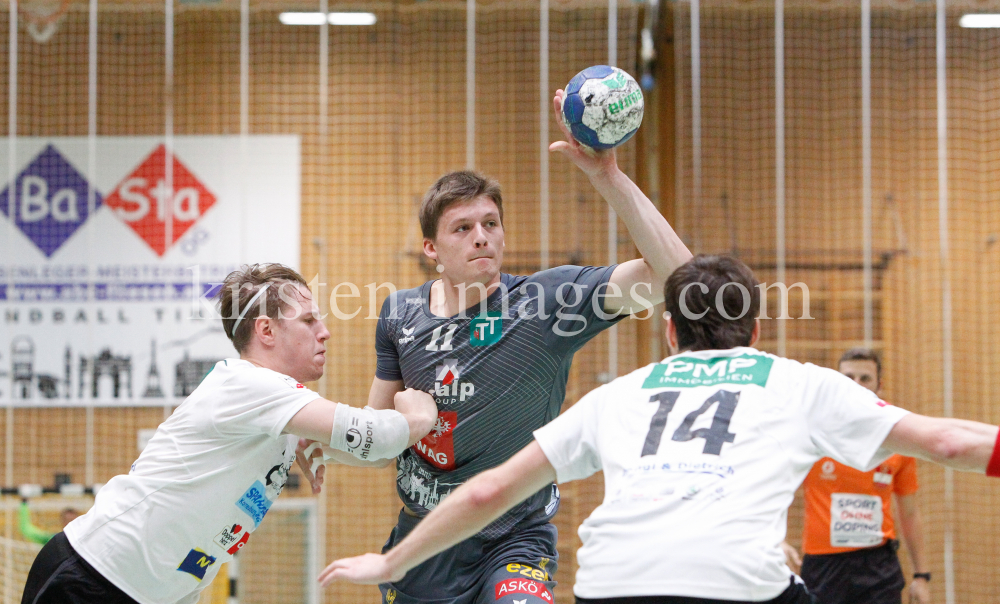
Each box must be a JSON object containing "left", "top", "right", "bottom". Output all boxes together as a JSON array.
[{"left": 0, "top": 534, "right": 41, "bottom": 604}]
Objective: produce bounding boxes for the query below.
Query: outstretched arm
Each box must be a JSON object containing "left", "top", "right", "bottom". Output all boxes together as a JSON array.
[
  {"left": 284, "top": 389, "right": 436, "bottom": 467},
  {"left": 18, "top": 501, "right": 54, "bottom": 545},
  {"left": 318, "top": 441, "right": 557, "bottom": 587},
  {"left": 550, "top": 91, "right": 692, "bottom": 316},
  {"left": 883, "top": 413, "right": 999, "bottom": 472}
]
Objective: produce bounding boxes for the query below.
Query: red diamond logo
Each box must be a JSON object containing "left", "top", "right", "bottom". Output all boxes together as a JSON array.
[{"left": 105, "top": 145, "right": 217, "bottom": 256}]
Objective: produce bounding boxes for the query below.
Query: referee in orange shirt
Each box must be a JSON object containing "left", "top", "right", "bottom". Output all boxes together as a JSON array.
[{"left": 792, "top": 348, "right": 930, "bottom": 604}]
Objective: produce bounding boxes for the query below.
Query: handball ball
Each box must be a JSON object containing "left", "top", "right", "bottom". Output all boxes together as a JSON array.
[{"left": 561, "top": 65, "right": 644, "bottom": 150}]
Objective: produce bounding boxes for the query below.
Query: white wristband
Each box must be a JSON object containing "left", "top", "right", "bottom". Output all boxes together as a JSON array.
[{"left": 330, "top": 403, "right": 410, "bottom": 461}]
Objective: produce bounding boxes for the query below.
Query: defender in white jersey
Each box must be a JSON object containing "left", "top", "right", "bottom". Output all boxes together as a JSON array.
[
  {"left": 320, "top": 255, "right": 1000, "bottom": 604},
  {"left": 21, "top": 264, "right": 437, "bottom": 604}
]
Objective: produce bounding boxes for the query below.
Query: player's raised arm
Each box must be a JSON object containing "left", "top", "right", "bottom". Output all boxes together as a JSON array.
[
  {"left": 550, "top": 90, "right": 692, "bottom": 316},
  {"left": 882, "top": 413, "right": 1000, "bottom": 473},
  {"left": 319, "top": 441, "right": 557, "bottom": 587}
]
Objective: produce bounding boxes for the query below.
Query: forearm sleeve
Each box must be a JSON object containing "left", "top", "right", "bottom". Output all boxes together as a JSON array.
[{"left": 330, "top": 403, "right": 410, "bottom": 461}]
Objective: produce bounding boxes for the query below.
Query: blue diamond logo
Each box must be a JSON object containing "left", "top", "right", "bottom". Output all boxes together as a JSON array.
[{"left": 0, "top": 145, "right": 103, "bottom": 257}]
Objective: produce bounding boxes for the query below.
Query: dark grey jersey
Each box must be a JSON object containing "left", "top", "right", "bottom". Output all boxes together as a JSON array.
[{"left": 375, "top": 266, "right": 624, "bottom": 538}]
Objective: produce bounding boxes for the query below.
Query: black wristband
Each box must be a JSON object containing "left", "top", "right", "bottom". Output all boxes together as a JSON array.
[{"left": 913, "top": 572, "right": 931, "bottom": 582}]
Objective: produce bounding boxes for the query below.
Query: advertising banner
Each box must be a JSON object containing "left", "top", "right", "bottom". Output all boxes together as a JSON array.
[{"left": 0, "top": 136, "right": 301, "bottom": 406}]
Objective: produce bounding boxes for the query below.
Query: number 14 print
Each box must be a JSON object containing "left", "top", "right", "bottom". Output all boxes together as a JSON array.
[{"left": 641, "top": 390, "right": 740, "bottom": 456}]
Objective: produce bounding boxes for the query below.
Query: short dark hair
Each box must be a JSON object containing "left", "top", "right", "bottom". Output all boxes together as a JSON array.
[
  {"left": 664, "top": 255, "right": 760, "bottom": 351},
  {"left": 217, "top": 264, "right": 309, "bottom": 353},
  {"left": 419, "top": 170, "right": 504, "bottom": 240},
  {"left": 838, "top": 347, "right": 882, "bottom": 380}
]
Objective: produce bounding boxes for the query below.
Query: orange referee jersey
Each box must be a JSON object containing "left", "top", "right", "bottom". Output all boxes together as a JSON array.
[{"left": 801, "top": 455, "right": 918, "bottom": 555}]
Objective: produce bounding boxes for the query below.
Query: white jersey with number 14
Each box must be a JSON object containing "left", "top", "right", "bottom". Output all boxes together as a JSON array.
[{"left": 533, "top": 347, "right": 908, "bottom": 602}]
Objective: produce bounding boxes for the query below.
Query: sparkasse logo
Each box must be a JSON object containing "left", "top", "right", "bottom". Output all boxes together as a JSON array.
[{"left": 434, "top": 359, "right": 475, "bottom": 404}]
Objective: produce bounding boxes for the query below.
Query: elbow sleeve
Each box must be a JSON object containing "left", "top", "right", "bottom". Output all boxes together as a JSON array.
[{"left": 330, "top": 403, "right": 410, "bottom": 461}]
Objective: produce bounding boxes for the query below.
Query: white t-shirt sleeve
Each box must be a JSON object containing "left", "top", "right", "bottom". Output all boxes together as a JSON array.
[
  {"left": 533, "top": 388, "right": 605, "bottom": 483},
  {"left": 212, "top": 367, "right": 321, "bottom": 438},
  {"left": 803, "top": 364, "right": 910, "bottom": 471}
]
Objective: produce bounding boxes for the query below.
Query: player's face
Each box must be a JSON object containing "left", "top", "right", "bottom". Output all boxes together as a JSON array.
[
  {"left": 425, "top": 196, "right": 504, "bottom": 284},
  {"left": 274, "top": 285, "right": 330, "bottom": 383},
  {"left": 839, "top": 359, "right": 880, "bottom": 394}
]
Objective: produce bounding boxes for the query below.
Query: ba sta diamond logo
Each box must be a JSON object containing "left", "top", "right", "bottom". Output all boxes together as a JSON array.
[
  {"left": 104, "top": 144, "right": 217, "bottom": 256},
  {"left": 0, "top": 144, "right": 103, "bottom": 257}
]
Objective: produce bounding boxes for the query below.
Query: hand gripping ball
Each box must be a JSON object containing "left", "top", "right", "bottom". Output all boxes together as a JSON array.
[{"left": 561, "top": 65, "right": 644, "bottom": 150}]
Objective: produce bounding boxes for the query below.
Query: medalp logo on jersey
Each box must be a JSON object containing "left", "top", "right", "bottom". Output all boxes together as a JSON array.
[
  {"left": 0, "top": 145, "right": 103, "bottom": 257},
  {"left": 104, "top": 144, "right": 217, "bottom": 256},
  {"left": 470, "top": 313, "right": 502, "bottom": 346},
  {"left": 434, "top": 359, "right": 475, "bottom": 403}
]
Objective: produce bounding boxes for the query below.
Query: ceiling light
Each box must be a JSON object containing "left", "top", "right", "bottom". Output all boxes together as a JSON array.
[
  {"left": 960, "top": 14, "right": 1000, "bottom": 28},
  {"left": 328, "top": 12, "right": 377, "bottom": 25},
  {"left": 279, "top": 12, "right": 377, "bottom": 26},
  {"left": 279, "top": 12, "right": 326, "bottom": 25}
]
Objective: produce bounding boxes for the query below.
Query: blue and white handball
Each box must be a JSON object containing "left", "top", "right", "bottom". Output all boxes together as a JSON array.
[{"left": 561, "top": 65, "right": 644, "bottom": 150}]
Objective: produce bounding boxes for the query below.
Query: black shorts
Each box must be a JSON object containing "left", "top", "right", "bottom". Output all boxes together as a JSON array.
[
  {"left": 574, "top": 577, "right": 815, "bottom": 604},
  {"left": 380, "top": 508, "right": 559, "bottom": 604},
  {"left": 20, "top": 532, "right": 139, "bottom": 604},
  {"left": 799, "top": 540, "right": 904, "bottom": 604}
]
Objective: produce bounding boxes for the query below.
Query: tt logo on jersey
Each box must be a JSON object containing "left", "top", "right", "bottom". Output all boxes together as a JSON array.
[
  {"left": 398, "top": 327, "right": 416, "bottom": 345},
  {"left": 470, "top": 313, "right": 502, "bottom": 346},
  {"left": 434, "top": 359, "right": 475, "bottom": 403}
]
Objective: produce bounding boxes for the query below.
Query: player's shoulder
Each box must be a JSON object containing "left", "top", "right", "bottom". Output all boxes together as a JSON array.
[
  {"left": 174, "top": 359, "right": 303, "bottom": 421},
  {"left": 593, "top": 362, "right": 662, "bottom": 400},
  {"left": 790, "top": 357, "right": 869, "bottom": 390},
  {"left": 207, "top": 359, "right": 306, "bottom": 393},
  {"left": 378, "top": 284, "right": 426, "bottom": 320},
  {"left": 520, "top": 265, "right": 611, "bottom": 288}
]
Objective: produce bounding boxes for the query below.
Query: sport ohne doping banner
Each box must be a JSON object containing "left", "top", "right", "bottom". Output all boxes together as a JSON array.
[{"left": 0, "top": 136, "right": 300, "bottom": 407}]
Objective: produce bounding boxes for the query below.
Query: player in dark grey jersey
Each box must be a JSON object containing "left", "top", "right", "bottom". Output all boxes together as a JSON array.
[{"left": 331, "top": 91, "right": 692, "bottom": 604}]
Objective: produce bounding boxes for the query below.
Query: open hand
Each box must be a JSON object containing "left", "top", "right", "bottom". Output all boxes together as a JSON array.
[
  {"left": 549, "top": 89, "right": 618, "bottom": 178},
  {"left": 318, "top": 553, "right": 403, "bottom": 588},
  {"left": 295, "top": 438, "right": 326, "bottom": 495}
]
